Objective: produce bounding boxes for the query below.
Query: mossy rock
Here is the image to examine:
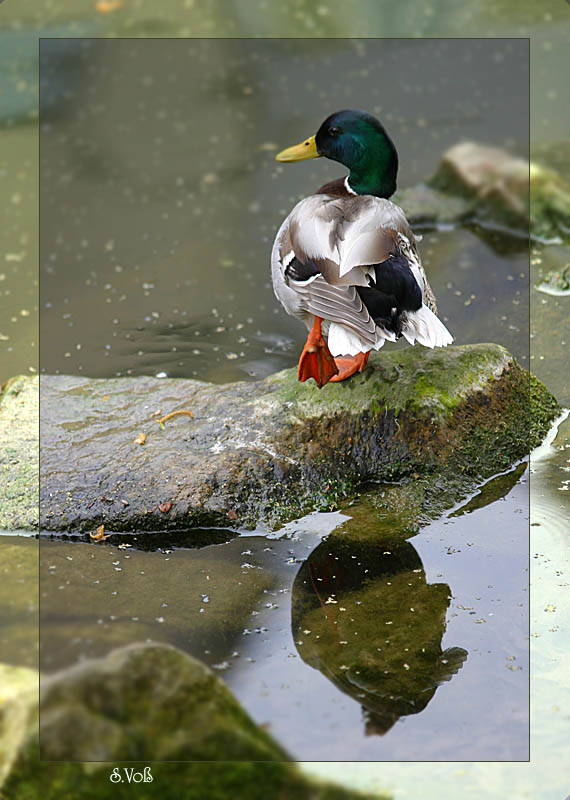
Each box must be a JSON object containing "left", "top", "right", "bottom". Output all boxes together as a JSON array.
[
  {"left": 0, "top": 664, "right": 38, "bottom": 788},
  {"left": 0, "top": 375, "right": 38, "bottom": 530},
  {"left": 0, "top": 343, "right": 560, "bottom": 534},
  {"left": 4, "top": 762, "right": 386, "bottom": 800},
  {"left": 36, "top": 642, "right": 291, "bottom": 762},
  {"left": 530, "top": 162, "right": 570, "bottom": 240},
  {"left": 429, "top": 142, "right": 570, "bottom": 238},
  {"left": 0, "top": 644, "right": 384, "bottom": 800}
]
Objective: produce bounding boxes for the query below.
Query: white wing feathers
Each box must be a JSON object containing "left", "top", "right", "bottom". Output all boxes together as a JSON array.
[
  {"left": 272, "top": 192, "right": 453, "bottom": 355},
  {"left": 402, "top": 305, "right": 454, "bottom": 348}
]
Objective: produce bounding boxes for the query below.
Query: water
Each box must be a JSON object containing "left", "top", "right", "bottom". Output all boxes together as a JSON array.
[
  {"left": 33, "top": 462, "right": 528, "bottom": 760},
  {"left": 1, "top": 1, "right": 569, "bottom": 796},
  {"left": 1, "top": 3, "right": 567, "bottom": 390},
  {"left": 37, "top": 38, "right": 529, "bottom": 381},
  {"left": 30, "top": 38, "right": 536, "bottom": 760},
  {"left": 307, "top": 410, "right": 570, "bottom": 797}
]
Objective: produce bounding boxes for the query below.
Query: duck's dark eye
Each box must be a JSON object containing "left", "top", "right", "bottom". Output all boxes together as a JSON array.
[{"left": 328, "top": 126, "right": 341, "bottom": 137}]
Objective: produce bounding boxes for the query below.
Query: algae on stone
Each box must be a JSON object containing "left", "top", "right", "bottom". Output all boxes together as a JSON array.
[
  {"left": 0, "top": 376, "right": 38, "bottom": 530},
  {"left": 17, "top": 343, "right": 558, "bottom": 532},
  {"left": 1, "top": 643, "right": 387, "bottom": 800},
  {"left": 529, "top": 162, "right": 570, "bottom": 240}
]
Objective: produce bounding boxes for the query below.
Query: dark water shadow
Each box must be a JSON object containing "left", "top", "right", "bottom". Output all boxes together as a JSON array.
[{"left": 40, "top": 527, "right": 239, "bottom": 551}]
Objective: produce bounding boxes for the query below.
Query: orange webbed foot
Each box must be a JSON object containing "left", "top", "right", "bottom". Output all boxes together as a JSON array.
[
  {"left": 298, "top": 317, "right": 339, "bottom": 389},
  {"left": 329, "top": 351, "right": 370, "bottom": 382}
]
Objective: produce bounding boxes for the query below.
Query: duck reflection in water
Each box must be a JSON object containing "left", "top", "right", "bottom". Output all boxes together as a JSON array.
[{"left": 291, "top": 532, "right": 467, "bottom": 736}]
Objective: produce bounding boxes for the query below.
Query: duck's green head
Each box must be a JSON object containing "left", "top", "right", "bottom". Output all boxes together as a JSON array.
[{"left": 276, "top": 109, "right": 398, "bottom": 198}]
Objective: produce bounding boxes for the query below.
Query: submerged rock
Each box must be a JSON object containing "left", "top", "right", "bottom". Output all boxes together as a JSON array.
[
  {"left": 1, "top": 643, "right": 383, "bottom": 799},
  {"left": 429, "top": 142, "right": 570, "bottom": 238},
  {"left": 431, "top": 142, "right": 529, "bottom": 223},
  {"left": 39, "top": 536, "right": 275, "bottom": 674},
  {"left": 26, "top": 344, "right": 560, "bottom": 533}
]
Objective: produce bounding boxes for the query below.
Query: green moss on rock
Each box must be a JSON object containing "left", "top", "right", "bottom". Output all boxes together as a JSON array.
[
  {"left": 253, "top": 345, "right": 560, "bottom": 528},
  {"left": 262, "top": 343, "right": 513, "bottom": 419},
  {"left": 0, "top": 375, "right": 38, "bottom": 530},
  {"left": 1, "top": 644, "right": 386, "bottom": 800},
  {"left": 5, "top": 761, "right": 384, "bottom": 800},
  {"left": 529, "top": 372, "right": 563, "bottom": 445},
  {"left": 1, "top": 343, "right": 561, "bottom": 534}
]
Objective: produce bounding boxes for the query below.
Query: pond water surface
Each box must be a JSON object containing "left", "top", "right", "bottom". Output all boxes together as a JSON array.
[
  {"left": 31, "top": 38, "right": 535, "bottom": 762},
  {"left": 1, "top": 8, "right": 568, "bottom": 796},
  {"left": 35, "top": 462, "right": 529, "bottom": 760}
]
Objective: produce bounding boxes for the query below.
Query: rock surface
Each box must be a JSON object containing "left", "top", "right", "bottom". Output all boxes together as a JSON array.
[
  {"left": 0, "top": 376, "right": 38, "bottom": 530},
  {"left": 428, "top": 141, "right": 570, "bottom": 238},
  {"left": 32, "top": 343, "right": 559, "bottom": 534},
  {"left": 432, "top": 142, "right": 529, "bottom": 222},
  {"left": 0, "top": 663, "right": 37, "bottom": 788},
  {"left": 1, "top": 643, "right": 383, "bottom": 800},
  {"left": 41, "top": 642, "right": 289, "bottom": 762}
]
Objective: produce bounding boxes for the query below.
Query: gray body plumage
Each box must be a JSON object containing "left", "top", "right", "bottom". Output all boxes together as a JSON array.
[{"left": 272, "top": 190, "right": 451, "bottom": 357}]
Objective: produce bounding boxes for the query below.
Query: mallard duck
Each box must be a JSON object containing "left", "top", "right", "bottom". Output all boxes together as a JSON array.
[{"left": 271, "top": 109, "right": 453, "bottom": 388}]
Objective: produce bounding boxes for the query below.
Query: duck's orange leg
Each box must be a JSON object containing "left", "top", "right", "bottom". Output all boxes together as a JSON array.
[
  {"left": 330, "top": 351, "right": 370, "bottom": 382},
  {"left": 298, "top": 316, "right": 339, "bottom": 388}
]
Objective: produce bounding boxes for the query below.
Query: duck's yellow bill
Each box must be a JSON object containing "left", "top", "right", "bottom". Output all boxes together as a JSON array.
[{"left": 275, "top": 135, "right": 321, "bottom": 162}]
